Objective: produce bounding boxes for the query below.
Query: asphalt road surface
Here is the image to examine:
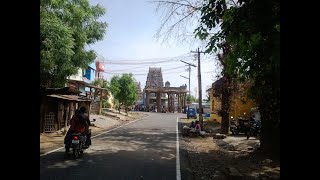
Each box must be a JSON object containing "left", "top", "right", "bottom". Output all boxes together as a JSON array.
[{"left": 40, "top": 112, "right": 189, "bottom": 180}]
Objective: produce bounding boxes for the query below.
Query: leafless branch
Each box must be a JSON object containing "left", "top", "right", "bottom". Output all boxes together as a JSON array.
[
  {"left": 152, "top": 0, "right": 199, "bottom": 10},
  {"left": 156, "top": 5, "right": 183, "bottom": 38},
  {"left": 150, "top": 0, "right": 201, "bottom": 44},
  {"left": 165, "top": 9, "right": 197, "bottom": 36}
]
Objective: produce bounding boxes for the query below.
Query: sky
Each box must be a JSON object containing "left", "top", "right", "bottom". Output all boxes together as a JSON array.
[{"left": 89, "top": 0, "right": 221, "bottom": 99}]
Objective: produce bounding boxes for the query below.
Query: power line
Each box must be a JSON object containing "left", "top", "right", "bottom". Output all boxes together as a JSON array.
[
  {"left": 102, "top": 53, "right": 193, "bottom": 65},
  {"left": 105, "top": 65, "right": 186, "bottom": 73},
  {"left": 103, "top": 70, "right": 186, "bottom": 76},
  {"left": 203, "top": 70, "right": 215, "bottom": 73},
  {"left": 105, "top": 61, "right": 184, "bottom": 72}
]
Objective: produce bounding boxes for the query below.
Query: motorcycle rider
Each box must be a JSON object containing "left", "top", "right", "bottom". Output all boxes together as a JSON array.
[
  {"left": 64, "top": 109, "right": 86, "bottom": 153},
  {"left": 78, "top": 106, "right": 91, "bottom": 147},
  {"left": 64, "top": 106, "right": 91, "bottom": 153}
]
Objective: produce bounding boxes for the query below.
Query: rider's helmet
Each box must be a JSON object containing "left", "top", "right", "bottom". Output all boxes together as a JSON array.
[{"left": 79, "top": 106, "right": 87, "bottom": 113}]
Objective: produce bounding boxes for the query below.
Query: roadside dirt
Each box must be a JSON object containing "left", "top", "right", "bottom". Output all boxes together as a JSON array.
[{"left": 179, "top": 119, "right": 280, "bottom": 179}]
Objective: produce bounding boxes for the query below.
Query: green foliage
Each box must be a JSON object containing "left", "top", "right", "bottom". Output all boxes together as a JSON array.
[
  {"left": 187, "top": 94, "right": 197, "bottom": 103},
  {"left": 195, "top": 0, "right": 280, "bottom": 157},
  {"left": 40, "top": 0, "right": 108, "bottom": 87},
  {"left": 110, "top": 74, "right": 138, "bottom": 113},
  {"left": 92, "top": 79, "right": 110, "bottom": 107},
  {"left": 92, "top": 79, "right": 109, "bottom": 89}
]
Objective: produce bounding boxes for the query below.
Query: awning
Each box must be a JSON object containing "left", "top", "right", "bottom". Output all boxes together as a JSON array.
[{"left": 47, "top": 94, "right": 91, "bottom": 102}]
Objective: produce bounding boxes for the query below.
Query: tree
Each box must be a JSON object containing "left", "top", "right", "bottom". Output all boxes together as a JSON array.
[
  {"left": 195, "top": 0, "right": 280, "bottom": 158},
  {"left": 187, "top": 94, "right": 198, "bottom": 103},
  {"left": 92, "top": 78, "right": 109, "bottom": 89},
  {"left": 40, "top": 0, "right": 107, "bottom": 87},
  {"left": 193, "top": 0, "right": 235, "bottom": 135},
  {"left": 92, "top": 79, "right": 110, "bottom": 108},
  {"left": 110, "top": 74, "right": 138, "bottom": 115}
]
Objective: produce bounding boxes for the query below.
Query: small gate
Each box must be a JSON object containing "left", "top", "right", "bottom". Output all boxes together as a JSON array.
[{"left": 44, "top": 112, "right": 55, "bottom": 132}]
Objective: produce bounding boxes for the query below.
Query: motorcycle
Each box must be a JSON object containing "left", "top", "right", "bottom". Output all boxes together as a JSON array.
[
  {"left": 65, "top": 129, "right": 91, "bottom": 158},
  {"left": 230, "top": 117, "right": 250, "bottom": 135},
  {"left": 246, "top": 119, "right": 261, "bottom": 139},
  {"left": 71, "top": 131, "right": 90, "bottom": 158},
  {"left": 230, "top": 117, "right": 238, "bottom": 134}
]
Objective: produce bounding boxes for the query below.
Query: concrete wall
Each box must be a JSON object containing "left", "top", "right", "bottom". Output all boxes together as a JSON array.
[{"left": 68, "top": 68, "right": 84, "bottom": 81}]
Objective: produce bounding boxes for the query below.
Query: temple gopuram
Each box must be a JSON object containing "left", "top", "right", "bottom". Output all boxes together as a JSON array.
[{"left": 143, "top": 67, "right": 188, "bottom": 113}]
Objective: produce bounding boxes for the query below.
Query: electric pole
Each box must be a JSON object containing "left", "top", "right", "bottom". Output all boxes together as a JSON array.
[
  {"left": 180, "top": 60, "right": 196, "bottom": 114},
  {"left": 191, "top": 48, "right": 205, "bottom": 128},
  {"left": 180, "top": 75, "right": 190, "bottom": 95},
  {"left": 180, "top": 60, "right": 196, "bottom": 97}
]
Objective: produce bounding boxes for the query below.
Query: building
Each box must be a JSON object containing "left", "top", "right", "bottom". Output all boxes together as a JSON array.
[
  {"left": 95, "top": 60, "right": 105, "bottom": 79},
  {"left": 83, "top": 62, "right": 96, "bottom": 83},
  {"left": 208, "top": 78, "right": 256, "bottom": 123},
  {"left": 66, "top": 60, "right": 108, "bottom": 115},
  {"left": 40, "top": 87, "right": 91, "bottom": 133},
  {"left": 136, "top": 81, "right": 143, "bottom": 100},
  {"left": 143, "top": 67, "right": 188, "bottom": 112},
  {"left": 143, "top": 67, "right": 166, "bottom": 109}
]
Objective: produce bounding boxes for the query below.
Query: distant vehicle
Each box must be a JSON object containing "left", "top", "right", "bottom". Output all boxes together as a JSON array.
[
  {"left": 189, "top": 102, "right": 210, "bottom": 115},
  {"left": 139, "top": 105, "right": 145, "bottom": 111},
  {"left": 187, "top": 107, "right": 197, "bottom": 119},
  {"left": 202, "top": 103, "right": 210, "bottom": 114}
]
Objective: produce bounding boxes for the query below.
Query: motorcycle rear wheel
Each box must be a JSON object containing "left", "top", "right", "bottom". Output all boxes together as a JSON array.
[{"left": 73, "top": 149, "right": 80, "bottom": 158}]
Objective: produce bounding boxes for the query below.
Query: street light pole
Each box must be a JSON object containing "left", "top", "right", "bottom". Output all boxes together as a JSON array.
[
  {"left": 180, "top": 60, "right": 196, "bottom": 114},
  {"left": 180, "top": 60, "right": 196, "bottom": 98},
  {"left": 180, "top": 75, "right": 190, "bottom": 95}
]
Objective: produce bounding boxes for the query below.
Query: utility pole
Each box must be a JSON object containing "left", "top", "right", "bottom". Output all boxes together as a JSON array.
[
  {"left": 191, "top": 48, "right": 205, "bottom": 128},
  {"left": 180, "top": 60, "right": 196, "bottom": 114},
  {"left": 180, "top": 60, "right": 196, "bottom": 97},
  {"left": 180, "top": 75, "right": 190, "bottom": 93}
]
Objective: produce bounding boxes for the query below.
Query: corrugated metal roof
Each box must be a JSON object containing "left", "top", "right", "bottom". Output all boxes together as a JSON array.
[
  {"left": 47, "top": 94, "right": 91, "bottom": 102},
  {"left": 40, "top": 87, "right": 80, "bottom": 95}
]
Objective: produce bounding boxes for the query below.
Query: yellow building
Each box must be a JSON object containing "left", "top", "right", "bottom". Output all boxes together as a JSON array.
[{"left": 207, "top": 78, "right": 256, "bottom": 123}]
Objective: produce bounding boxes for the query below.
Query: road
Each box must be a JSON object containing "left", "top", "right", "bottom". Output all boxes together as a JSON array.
[{"left": 40, "top": 112, "right": 189, "bottom": 180}]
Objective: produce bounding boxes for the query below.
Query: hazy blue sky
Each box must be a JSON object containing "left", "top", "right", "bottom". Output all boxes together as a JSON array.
[{"left": 89, "top": 0, "right": 220, "bottom": 99}]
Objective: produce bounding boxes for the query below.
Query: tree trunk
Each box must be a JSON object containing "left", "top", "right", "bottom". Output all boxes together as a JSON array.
[
  {"left": 218, "top": 41, "right": 232, "bottom": 134},
  {"left": 125, "top": 106, "right": 128, "bottom": 116},
  {"left": 220, "top": 77, "right": 232, "bottom": 134},
  {"left": 258, "top": 89, "right": 280, "bottom": 160},
  {"left": 260, "top": 117, "right": 280, "bottom": 159}
]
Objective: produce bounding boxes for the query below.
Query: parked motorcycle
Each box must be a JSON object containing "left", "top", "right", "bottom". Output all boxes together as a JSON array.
[
  {"left": 230, "top": 117, "right": 238, "bottom": 134},
  {"left": 246, "top": 118, "right": 261, "bottom": 139},
  {"left": 230, "top": 117, "right": 250, "bottom": 135}
]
